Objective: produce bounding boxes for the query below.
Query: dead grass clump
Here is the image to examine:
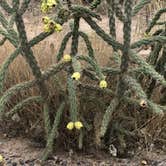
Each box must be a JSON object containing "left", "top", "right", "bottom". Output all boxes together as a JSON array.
[{"left": 0, "top": 23, "right": 114, "bottom": 138}]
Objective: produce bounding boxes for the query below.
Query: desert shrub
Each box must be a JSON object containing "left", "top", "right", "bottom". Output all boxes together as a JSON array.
[{"left": 0, "top": 0, "right": 166, "bottom": 161}]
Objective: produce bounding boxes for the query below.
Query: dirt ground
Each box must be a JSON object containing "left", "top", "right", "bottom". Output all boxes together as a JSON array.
[{"left": 0, "top": 132, "right": 166, "bottom": 166}]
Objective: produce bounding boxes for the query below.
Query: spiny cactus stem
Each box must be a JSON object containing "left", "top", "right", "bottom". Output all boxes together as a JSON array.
[
  {"left": 19, "top": 0, "right": 31, "bottom": 15},
  {"left": 79, "top": 31, "right": 95, "bottom": 59},
  {"left": 70, "top": 5, "right": 101, "bottom": 20},
  {"left": 90, "top": 0, "right": 101, "bottom": 10},
  {"left": 70, "top": 16, "right": 80, "bottom": 56},
  {"left": 42, "top": 102, "right": 65, "bottom": 161},
  {"left": 0, "top": 61, "right": 66, "bottom": 116},
  {"left": 15, "top": 12, "right": 51, "bottom": 137},
  {"left": 146, "top": 8, "right": 166, "bottom": 33},
  {"left": 132, "top": 0, "right": 151, "bottom": 17},
  {"left": 83, "top": 16, "right": 123, "bottom": 50},
  {"left": 108, "top": 0, "right": 117, "bottom": 50},
  {"left": 120, "top": 0, "right": 132, "bottom": 73},
  {"left": 57, "top": 32, "right": 72, "bottom": 61},
  {"left": 0, "top": 0, "right": 14, "bottom": 14},
  {"left": 114, "top": 0, "right": 125, "bottom": 22},
  {"left": 131, "top": 35, "right": 166, "bottom": 49},
  {"left": 6, "top": 96, "right": 43, "bottom": 118},
  {"left": 67, "top": 77, "right": 78, "bottom": 122}
]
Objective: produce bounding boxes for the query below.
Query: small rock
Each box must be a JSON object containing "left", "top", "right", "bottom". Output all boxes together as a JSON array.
[
  {"left": 34, "top": 159, "right": 42, "bottom": 166},
  {"left": 6, "top": 160, "right": 12, "bottom": 164},
  {"left": 109, "top": 144, "right": 117, "bottom": 157},
  {"left": 100, "top": 161, "right": 108, "bottom": 166},
  {"left": 28, "top": 163, "right": 34, "bottom": 166},
  {"left": 141, "top": 160, "right": 148, "bottom": 165},
  {"left": 12, "top": 162, "right": 17, "bottom": 166},
  {"left": 61, "top": 160, "right": 67, "bottom": 166},
  {"left": 19, "top": 159, "right": 25, "bottom": 165},
  {"left": 77, "top": 161, "right": 81, "bottom": 165},
  {"left": 11, "top": 113, "right": 20, "bottom": 122}
]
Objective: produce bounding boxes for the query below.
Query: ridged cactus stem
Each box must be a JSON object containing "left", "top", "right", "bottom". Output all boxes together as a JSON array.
[
  {"left": 70, "top": 16, "right": 80, "bottom": 56},
  {"left": 120, "top": 0, "right": 132, "bottom": 73},
  {"left": 15, "top": 12, "right": 51, "bottom": 137}
]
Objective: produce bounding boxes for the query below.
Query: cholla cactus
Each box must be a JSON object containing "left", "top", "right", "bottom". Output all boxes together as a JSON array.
[{"left": 0, "top": 0, "right": 165, "bottom": 161}]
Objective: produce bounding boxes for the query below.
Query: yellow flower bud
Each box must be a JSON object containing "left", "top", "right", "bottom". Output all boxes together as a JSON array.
[
  {"left": 42, "top": 16, "right": 50, "bottom": 24},
  {"left": 71, "top": 72, "right": 81, "bottom": 81},
  {"left": 41, "top": 2, "right": 49, "bottom": 13},
  {"left": 0, "top": 154, "right": 3, "bottom": 163},
  {"left": 41, "top": 0, "right": 57, "bottom": 13},
  {"left": 74, "top": 121, "right": 83, "bottom": 130},
  {"left": 47, "top": 0, "right": 57, "bottom": 7},
  {"left": 54, "top": 23, "right": 62, "bottom": 32},
  {"left": 66, "top": 122, "right": 74, "bottom": 130},
  {"left": 63, "top": 54, "right": 71, "bottom": 62},
  {"left": 43, "top": 20, "right": 55, "bottom": 32},
  {"left": 99, "top": 80, "right": 107, "bottom": 89},
  {"left": 44, "top": 24, "right": 51, "bottom": 32},
  {"left": 143, "top": 32, "right": 151, "bottom": 38}
]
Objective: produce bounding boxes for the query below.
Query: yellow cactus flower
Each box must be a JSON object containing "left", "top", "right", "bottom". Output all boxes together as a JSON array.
[
  {"left": 63, "top": 54, "right": 71, "bottom": 62},
  {"left": 47, "top": 0, "right": 57, "bottom": 7},
  {"left": 44, "top": 24, "right": 51, "bottom": 32},
  {"left": 42, "top": 16, "right": 62, "bottom": 33},
  {"left": 42, "top": 16, "right": 50, "bottom": 24},
  {"left": 71, "top": 72, "right": 81, "bottom": 80},
  {"left": 41, "top": 0, "right": 57, "bottom": 13},
  {"left": 41, "top": 2, "right": 49, "bottom": 13},
  {"left": 74, "top": 121, "right": 83, "bottom": 130},
  {"left": 99, "top": 80, "right": 107, "bottom": 89},
  {"left": 54, "top": 23, "right": 62, "bottom": 32},
  {"left": 67, "top": 122, "right": 74, "bottom": 130},
  {"left": 0, "top": 154, "right": 3, "bottom": 163},
  {"left": 43, "top": 20, "right": 55, "bottom": 32},
  {"left": 143, "top": 32, "right": 151, "bottom": 38}
]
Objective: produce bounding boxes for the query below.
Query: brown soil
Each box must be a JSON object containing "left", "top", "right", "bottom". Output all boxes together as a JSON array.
[{"left": 1, "top": 132, "right": 166, "bottom": 166}]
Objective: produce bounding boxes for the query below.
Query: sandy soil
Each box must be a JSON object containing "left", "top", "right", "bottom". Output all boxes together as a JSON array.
[{"left": 0, "top": 132, "right": 166, "bottom": 166}]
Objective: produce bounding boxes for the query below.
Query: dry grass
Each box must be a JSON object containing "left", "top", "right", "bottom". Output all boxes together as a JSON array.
[
  {"left": 0, "top": 10, "right": 115, "bottom": 88},
  {"left": 135, "top": 0, "right": 166, "bottom": 35},
  {"left": 0, "top": 18, "right": 113, "bottom": 136}
]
